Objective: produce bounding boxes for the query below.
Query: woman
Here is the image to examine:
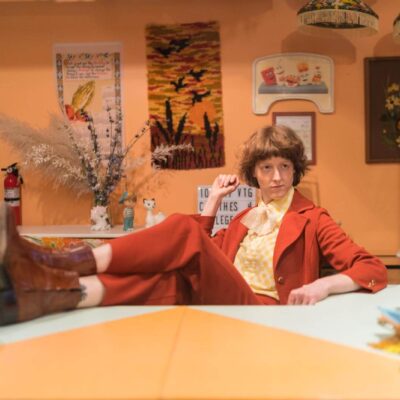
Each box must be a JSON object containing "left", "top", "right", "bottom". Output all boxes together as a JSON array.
[{"left": 0, "top": 125, "right": 387, "bottom": 325}]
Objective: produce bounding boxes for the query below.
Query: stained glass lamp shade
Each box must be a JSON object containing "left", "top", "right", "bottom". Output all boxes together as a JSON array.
[{"left": 297, "top": 0, "right": 379, "bottom": 34}]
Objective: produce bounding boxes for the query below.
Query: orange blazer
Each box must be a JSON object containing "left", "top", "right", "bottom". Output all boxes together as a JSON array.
[{"left": 196, "top": 190, "right": 387, "bottom": 304}]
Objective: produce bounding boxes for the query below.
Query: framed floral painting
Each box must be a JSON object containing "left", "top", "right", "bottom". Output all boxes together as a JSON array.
[{"left": 365, "top": 57, "right": 400, "bottom": 163}]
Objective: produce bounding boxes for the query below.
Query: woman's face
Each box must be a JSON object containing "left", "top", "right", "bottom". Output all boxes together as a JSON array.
[{"left": 253, "top": 157, "right": 294, "bottom": 203}]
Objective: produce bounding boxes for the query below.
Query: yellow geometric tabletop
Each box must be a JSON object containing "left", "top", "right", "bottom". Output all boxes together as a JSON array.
[{"left": 1, "top": 306, "right": 400, "bottom": 400}]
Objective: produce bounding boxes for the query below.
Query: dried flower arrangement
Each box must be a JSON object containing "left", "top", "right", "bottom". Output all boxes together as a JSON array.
[
  {"left": 0, "top": 111, "right": 192, "bottom": 206},
  {"left": 381, "top": 82, "right": 400, "bottom": 150}
]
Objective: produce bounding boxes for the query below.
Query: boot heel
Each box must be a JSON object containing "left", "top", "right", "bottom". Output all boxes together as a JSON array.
[
  {"left": 0, "top": 259, "right": 12, "bottom": 291},
  {"left": 0, "top": 289, "right": 18, "bottom": 326},
  {"left": 0, "top": 259, "right": 17, "bottom": 325}
]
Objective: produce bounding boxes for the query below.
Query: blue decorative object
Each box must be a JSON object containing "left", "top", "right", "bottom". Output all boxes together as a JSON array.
[
  {"left": 119, "top": 191, "right": 137, "bottom": 232},
  {"left": 379, "top": 307, "right": 400, "bottom": 324}
]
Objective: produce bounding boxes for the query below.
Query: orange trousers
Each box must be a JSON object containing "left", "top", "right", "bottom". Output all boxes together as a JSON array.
[{"left": 98, "top": 214, "right": 278, "bottom": 306}]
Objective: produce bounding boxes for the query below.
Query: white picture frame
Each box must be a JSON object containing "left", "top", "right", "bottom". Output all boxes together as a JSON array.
[{"left": 253, "top": 52, "right": 334, "bottom": 114}]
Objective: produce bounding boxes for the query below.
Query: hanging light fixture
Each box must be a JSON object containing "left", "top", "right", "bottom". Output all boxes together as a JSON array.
[
  {"left": 297, "top": 0, "right": 379, "bottom": 35},
  {"left": 394, "top": 13, "right": 400, "bottom": 40}
]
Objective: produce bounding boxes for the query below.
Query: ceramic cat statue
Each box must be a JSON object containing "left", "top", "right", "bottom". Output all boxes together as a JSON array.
[
  {"left": 143, "top": 198, "right": 165, "bottom": 228},
  {"left": 90, "top": 205, "right": 111, "bottom": 231}
]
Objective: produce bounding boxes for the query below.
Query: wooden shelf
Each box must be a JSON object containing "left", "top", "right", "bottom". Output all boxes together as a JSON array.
[{"left": 18, "top": 224, "right": 144, "bottom": 239}]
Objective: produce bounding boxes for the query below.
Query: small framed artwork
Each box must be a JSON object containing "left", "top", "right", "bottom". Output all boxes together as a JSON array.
[
  {"left": 272, "top": 111, "right": 316, "bottom": 165},
  {"left": 365, "top": 57, "right": 400, "bottom": 163}
]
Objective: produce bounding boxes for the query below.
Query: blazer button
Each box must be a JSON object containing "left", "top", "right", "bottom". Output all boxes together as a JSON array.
[{"left": 277, "top": 276, "right": 285, "bottom": 285}]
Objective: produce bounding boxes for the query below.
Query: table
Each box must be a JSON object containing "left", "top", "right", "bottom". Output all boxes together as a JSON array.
[{"left": 0, "top": 286, "right": 400, "bottom": 399}]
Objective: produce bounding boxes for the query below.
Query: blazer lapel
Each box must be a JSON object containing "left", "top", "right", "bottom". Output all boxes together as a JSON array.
[
  {"left": 224, "top": 211, "right": 251, "bottom": 261},
  {"left": 273, "top": 190, "right": 314, "bottom": 270}
]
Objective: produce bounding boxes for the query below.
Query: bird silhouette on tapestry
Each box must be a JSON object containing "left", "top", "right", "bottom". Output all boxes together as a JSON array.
[
  {"left": 191, "top": 89, "right": 211, "bottom": 105},
  {"left": 170, "top": 76, "right": 188, "bottom": 92},
  {"left": 188, "top": 68, "right": 207, "bottom": 82},
  {"left": 154, "top": 37, "right": 191, "bottom": 58},
  {"left": 154, "top": 46, "right": 175, "bottom": 58},
  {"left": 169, "top": 37, "right": 191, "bottom": 52}
]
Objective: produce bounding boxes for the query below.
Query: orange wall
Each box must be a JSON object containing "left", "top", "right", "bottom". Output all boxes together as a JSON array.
[{"left": 0, "top": 0, "right": 399, "bottom": 255}]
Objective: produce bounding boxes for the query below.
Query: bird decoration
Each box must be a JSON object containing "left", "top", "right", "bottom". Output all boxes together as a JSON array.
[
  {"left": 155, "top": 46, "right": 175, "bottom": 58},
  {"left": 154, "top": 37, "right": 191, "bottom": 58},
  {"left": 191, "top": 90, "right": 211, "bottom": 105},
  {"left": 169, "top": 37, "right": 191, "bottom": 52},
  {"left": 170, "top": 76, "right": 188, "bottom": 92},
  {"left": 188, "top": 68, "right": 207, "bottom": 82}
]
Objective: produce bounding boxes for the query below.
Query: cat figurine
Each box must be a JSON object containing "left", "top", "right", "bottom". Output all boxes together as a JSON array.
[
  {"left": 90, "top": 205, "right": 111, "bottom": 231},
  {"left": 143, "top": 198, "right": 165, "bottom": 228}
]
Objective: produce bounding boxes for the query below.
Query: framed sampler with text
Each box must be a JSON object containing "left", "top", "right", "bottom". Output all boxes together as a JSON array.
[{"left": 272, "top": 111, "right": 316, "bottom": 165}]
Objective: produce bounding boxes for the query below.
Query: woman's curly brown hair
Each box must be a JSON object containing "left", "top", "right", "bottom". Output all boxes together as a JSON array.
[{"left": 238, "top": 125, "right": 309, "bottom": 187}]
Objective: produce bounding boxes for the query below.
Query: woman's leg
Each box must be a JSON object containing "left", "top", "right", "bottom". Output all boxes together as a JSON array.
[
  {"left": 93, "top": 214, "right": 263, "bottom": 305},
  {"left": 103, "top": 213, "right": 228, "bottom": 274},
  {"left": 76, "top": 272, "right": 187, "bottom": 308},
  {"left": 0, "top": 204, "right": 261, "bottom": 327},
  {"left": 77, "top": 276, "right": 105, "bottom": 308},
  {"left": 92, "top": 243, "right": 112, "bottom": 274},
  {"left": 98, "top": 270, "right": 190, "bottom": 306},
  {"left": 35, "top": 212, "right": 262, "bottom": 304}
]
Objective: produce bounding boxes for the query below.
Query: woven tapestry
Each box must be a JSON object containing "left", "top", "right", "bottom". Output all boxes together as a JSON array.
[{"left": 146, "top": 21, "right": 225, "bottom": 169}]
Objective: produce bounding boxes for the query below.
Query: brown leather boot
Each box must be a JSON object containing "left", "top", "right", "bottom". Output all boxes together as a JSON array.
[
  {"left": 3, "top": 207, "right": 97, "bottom": 277},
  {"left": 0, "top": 203, "right": 82, "bottom": 326},
  {"left": 2, "top": 201, "right": 97, "bottom": 277},
  {"left": 23, "top": 240, "right": 97, "bottom": 277}
]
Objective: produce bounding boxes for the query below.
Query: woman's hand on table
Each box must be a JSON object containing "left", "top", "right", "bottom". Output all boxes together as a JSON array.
[
  {"left": 287, "top": 274, "right": 361, "bottom": 305},
  {"left": 287, "top": 280, "right": 330, "bottom": 305}
]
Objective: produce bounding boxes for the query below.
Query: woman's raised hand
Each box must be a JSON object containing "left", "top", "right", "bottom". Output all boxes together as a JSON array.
[
  {"left": 201, "top": 174, "right": 240, "bottom": 217},
  {"left": 210, "top": 174, "right": 240, "bottom": 199}
]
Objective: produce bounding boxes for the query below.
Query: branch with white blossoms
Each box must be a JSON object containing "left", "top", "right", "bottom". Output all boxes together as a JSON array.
[
  {"left": 151, "top": 143, "right": 194, "bottom": 169},
  {"left": 120, "top": 143, "right": 194, "bottom": 196},
  {"left": 0, "top": 112, "right": 193, "bottom": 204},
  {"left": 0, "top": 113, "right": 89, "bottom": 193},
  {"left": 25, "top": 143, "right": 87, "bottom": 194}
]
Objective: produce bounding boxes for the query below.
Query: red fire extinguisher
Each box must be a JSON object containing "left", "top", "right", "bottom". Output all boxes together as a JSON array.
[{"left": 1, "top": 163, "right": 23, "bottom": 225}]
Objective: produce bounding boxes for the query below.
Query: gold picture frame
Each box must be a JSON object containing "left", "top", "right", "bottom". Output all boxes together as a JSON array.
[{"left": 364, "top": 57, "right": 400, "bottom": 163}]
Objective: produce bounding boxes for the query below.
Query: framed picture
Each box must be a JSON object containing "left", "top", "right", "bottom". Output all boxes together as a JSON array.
[
  {"left": 272, "top": 111, "right": 316, "bottom": 165},
  {"left": 54, "top": 42, "right": 123, "bottom": 155},
  {"left": 365, "top": 57, "right": 400, "bottom": 163},
  {"left": 253, "top": 53, "right": 334, "bottom": 114}
]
